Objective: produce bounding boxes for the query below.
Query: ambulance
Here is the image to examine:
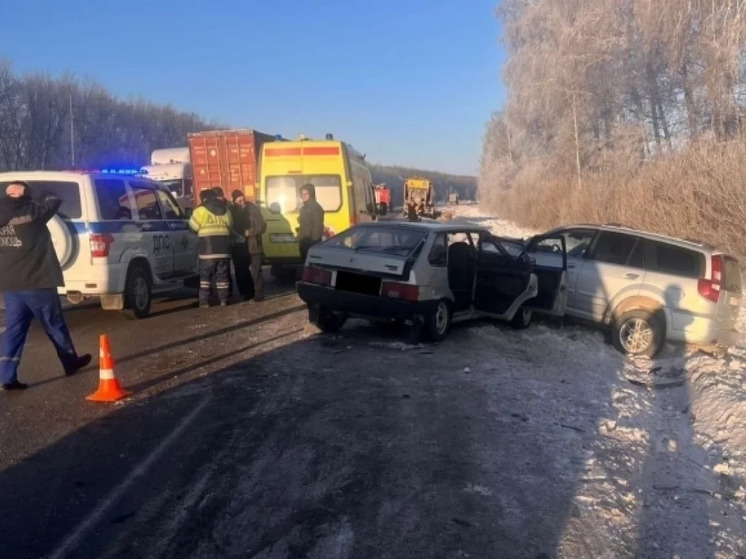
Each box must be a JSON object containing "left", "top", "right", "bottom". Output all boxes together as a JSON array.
[{"left": 259, "top": 134, "right": 378, "bottom": 275}]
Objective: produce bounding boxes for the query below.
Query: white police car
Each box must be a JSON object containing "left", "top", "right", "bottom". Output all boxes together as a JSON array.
[{"left": 0, "top": 170, "right": 198, "bottom": 318}]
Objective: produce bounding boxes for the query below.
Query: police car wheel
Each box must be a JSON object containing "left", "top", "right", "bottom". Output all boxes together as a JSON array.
[{"left": 123, "top": 266, "right": 152, "bottom": 319}]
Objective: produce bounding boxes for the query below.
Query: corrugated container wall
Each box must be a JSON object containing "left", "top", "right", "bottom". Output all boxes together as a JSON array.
[{"left": 188, "top": 129, "right": 275, "bottom": 206}]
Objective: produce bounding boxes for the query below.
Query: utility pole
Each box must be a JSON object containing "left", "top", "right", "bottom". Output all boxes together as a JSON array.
[{"left": 69, "top": 93, "right": 75, "bottom": 168}]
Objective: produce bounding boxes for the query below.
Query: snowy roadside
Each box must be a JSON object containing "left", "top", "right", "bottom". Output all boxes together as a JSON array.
[{"left": 453, "top": 204, "right": 746, "bottom": 557}]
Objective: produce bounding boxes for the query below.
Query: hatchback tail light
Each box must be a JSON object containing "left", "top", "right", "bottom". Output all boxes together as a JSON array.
[
  {"left": 381, "top": 281, "right": 419, "bottom": 302},
  {"left": 90, "top": 234, "right": 114, "bottom": 258},
  {"left": 302, "top": 266, "right": 332, "bottom": 286},
  {"left": 698, "top": 254, "right": 723, "bottom": 303}
]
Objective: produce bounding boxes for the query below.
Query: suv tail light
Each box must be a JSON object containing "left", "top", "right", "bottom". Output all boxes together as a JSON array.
[
  {"left": 381, "top": 281, "right": 419, "bottom": 302},
  {"left": 698, "top": 254, "right": 723, "bottom": 303},
  {"left": 302, "top": 266, "right": 332, "bottom": 286},
  {"left": 90, "top": 234, "right": 114, "bottom": 258}
]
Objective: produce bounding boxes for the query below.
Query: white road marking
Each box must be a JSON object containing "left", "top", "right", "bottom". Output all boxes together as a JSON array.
[{"left": 48, "top": 397, "right": 211, "bottom": 559}]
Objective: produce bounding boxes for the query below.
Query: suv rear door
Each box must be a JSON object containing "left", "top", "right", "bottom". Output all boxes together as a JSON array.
[
  {"left": 129, "top": 180, "right": 174, "bottom": 279},
  {"left": 575, "top": 231, "right": 644, "bottom": 321}
]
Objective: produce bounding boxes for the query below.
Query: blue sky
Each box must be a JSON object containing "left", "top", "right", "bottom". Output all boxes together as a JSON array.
[{"left": 0, "top": 0, "right": 506, "bottom": 175}]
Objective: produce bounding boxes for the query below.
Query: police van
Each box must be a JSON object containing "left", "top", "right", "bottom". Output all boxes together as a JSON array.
[{"left": 0, "top": 170, "right": 198, "bottom": 318}]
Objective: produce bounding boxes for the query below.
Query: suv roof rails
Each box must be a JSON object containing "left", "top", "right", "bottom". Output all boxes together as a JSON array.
[{"left": 604, "top": 222, "right": 626, "bottom": 228}]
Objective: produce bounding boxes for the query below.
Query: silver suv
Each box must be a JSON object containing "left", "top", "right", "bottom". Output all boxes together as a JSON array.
[{"left": 531, "top": 224, "right": 741, "bottom": 357}]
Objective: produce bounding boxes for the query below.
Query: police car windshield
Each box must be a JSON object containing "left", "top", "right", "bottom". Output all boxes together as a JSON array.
[{"left": 0, "top": 180, "right": 82, "bottom": 219}]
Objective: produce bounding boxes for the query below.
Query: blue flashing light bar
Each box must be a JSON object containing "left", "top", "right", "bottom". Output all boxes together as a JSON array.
[{"left": 99, "top": 168, "right": 142, "bottom": 175}]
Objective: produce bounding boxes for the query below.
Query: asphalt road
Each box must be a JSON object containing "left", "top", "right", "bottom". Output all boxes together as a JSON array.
[{"left": 0, "top": 269, "right": 597, "bottom": 559}]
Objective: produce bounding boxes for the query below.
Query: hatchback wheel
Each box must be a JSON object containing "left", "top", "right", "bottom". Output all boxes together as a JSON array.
[
  {"left": 314, "top": 307, "right": 347, "bottom": 333},
  {"left": 510, "top": 307, "right": 533, "bottom": 330},
  {"left": 425, "top": 299, "right": 452, "bottom": 342},
  {"left": 613, "top": 309, "right": 664, "bottom": 358}
]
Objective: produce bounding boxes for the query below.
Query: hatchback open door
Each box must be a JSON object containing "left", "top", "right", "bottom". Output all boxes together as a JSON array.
[
  {"left": 524, "top": 234, "right": 569, "bottom": 316},
  {"left": 473, "top": 234, "right": 537, "bottom": 320}
]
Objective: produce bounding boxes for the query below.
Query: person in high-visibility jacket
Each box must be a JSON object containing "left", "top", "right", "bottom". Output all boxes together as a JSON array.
[{"left": 189, "top": 188, "right": 234, "bottom": 308}]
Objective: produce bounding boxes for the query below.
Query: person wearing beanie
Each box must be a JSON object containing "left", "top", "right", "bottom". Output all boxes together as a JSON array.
[{"left": 229, "top": 190, "right": 254, "bottom": 301}]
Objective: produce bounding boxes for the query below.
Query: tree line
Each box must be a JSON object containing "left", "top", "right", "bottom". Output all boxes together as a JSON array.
[
  {"left": 480, "top": 0, "right": 746, "bottom": 261},
  {"left": 0, "top": 61, "right": 217, "bottom": 172}
]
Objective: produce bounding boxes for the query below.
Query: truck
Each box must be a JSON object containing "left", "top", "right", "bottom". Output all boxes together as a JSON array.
[
  {"left": 403, "top": 176, "right": 440, "bottom": 219},
  {"left": 187, "top": 129, "right": 275, "bottom": 206},
  {"left": 138, "top": 147, "right": 193, "bottom": 211},
  {"left": 374, "top": 183, "right": 391, "bottom": 215}
]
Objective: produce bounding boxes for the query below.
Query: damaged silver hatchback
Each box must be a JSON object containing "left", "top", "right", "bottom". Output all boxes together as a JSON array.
[{"left": 296, "top": 221, "right": 568, "bottom": 342}]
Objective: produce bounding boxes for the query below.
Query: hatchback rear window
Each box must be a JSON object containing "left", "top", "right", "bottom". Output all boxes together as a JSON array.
[
  {"left": 0, "top": 180, "right": 82, "bottom": 219},
  {"left": 645, "top": 241, "right": 705, "bottom": 278},
  {"left": 325, "top": 226, "right": 428, "bottom": 257}
]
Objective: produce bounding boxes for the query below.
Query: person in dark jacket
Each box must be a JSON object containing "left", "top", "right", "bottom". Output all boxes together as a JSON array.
[
  {"left": 0, "top": 181, "right": 92, "bottom": 391},
  {"left": 297, "top": 183, "right": 325, "bottom": 263},
  {"left": 230, "top": 190, "right": 255, "bottom": 301},
  {"left": 189, "top": 189, "right": 234, "bottom": 308}
]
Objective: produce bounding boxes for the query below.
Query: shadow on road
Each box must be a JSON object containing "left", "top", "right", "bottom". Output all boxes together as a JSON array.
[{"left": 0, "top": 291, "right": 740, "bottom": 557}]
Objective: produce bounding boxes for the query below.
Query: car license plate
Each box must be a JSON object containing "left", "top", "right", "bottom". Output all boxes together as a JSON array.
[{"left": 270, "top": 233, "right": 296, "bottom": 243}]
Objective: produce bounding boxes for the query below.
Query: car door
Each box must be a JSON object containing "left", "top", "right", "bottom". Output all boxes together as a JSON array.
[
  {"left": 524, "top": 234, "right": 569, "bottom": 316},
  {"left": 473, "top": 233, "right": 535, "bottom": 319},
  {"left": 573, "top": 231, "right": 644, "bottom": 321},
  {"left": 129, "top": 180, "right": 174, "bottom": 279},
  {"left": 155, "top": 188, "right": 196, "bottom": 275}
]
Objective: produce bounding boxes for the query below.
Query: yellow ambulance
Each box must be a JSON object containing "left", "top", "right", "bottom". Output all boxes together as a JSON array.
[{"left": 259, "top": 134, "right": 378, "bottom": 275}]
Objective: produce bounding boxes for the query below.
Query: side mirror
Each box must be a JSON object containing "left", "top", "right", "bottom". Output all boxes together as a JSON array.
[
  {"left": 366, "top": 202, "right": 376, "bottom": 215},
  {"left": 269, "top": 202, "right": 282, "bottom": 214}
]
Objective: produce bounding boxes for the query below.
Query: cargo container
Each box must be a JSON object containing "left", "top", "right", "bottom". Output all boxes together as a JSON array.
[{"left": 187, "top": 129, "right": 275, "bottom": 206}]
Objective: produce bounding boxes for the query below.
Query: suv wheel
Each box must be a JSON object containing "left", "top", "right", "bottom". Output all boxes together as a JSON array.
[
  {"left": 425, "top": 299, "right": 452, "bottom": 342},
  {"left": 510, "top": 307, "right": 533, "bottom": 330},
  {"left": 613, "top": 309, "right": 663, "bottom": 358},
  {"left": 123, "top": 265, "right": 152, "bottom": 319}
]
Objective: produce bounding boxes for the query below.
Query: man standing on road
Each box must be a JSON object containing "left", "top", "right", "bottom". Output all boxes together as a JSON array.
[
  {"left": 230, "top": 190, "right": 254, "bottom": 301},
  {"left": 189, "top": 189, "right": 234, "bottom": 308},
  {"left": 243, "top": 192, "right": 267, "bottom": 301},
  {"left": 297, "top": 183, "right": 324, "bottom": 264},
  {"left": 0, "top": 181, "right": 92, "bottom": 391}
]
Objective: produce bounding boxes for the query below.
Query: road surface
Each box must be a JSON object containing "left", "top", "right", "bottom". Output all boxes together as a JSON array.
[{"left": 1, "top": 243, "right": 745, "bottom": 557}]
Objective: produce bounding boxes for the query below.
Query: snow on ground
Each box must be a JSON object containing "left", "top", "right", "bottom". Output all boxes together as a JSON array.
[{"left": 453, "top": 204, "right": 746, "bottom": 557}]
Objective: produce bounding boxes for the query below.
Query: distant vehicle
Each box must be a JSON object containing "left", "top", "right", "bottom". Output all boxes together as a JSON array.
[
  {"left": 188, "top": 129, "right": 275, "bottom": 207},
  {"left": 296, "top": 221, "right": 567, "bottom": 341},
  {"left": 529, "top": 224, "right": 742, "bottom": 357},
  {"left": 0, "top": 170, "right": 197, "bottom": 318},
  {"left": 448, "top": 192, "right": 459, "bottom": 205},
  {"left": 259, "top": 133, "right": 379, "bottom": 276},
  {"left": 374, "top": 183, "right": 391, "bottom": 215},
  {"left": 139, "top": 147, "right": 193, "bottom": 212},
  {"left": 403, "top": 177, "right": 440, "bottom": 219}
]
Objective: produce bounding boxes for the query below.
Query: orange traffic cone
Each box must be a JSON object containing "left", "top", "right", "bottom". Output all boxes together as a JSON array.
[{"left": 86, "top": 334, "right": 130, "bottom": 402}]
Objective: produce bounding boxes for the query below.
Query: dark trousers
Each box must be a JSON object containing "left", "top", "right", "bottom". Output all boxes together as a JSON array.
[
  {"left": 299, "top": 238, "right": 321, "bottom": 264},
  {"left": 231, "top": 242, "right": 254, "bottom": 299},
  {"left": 199, "top": 258, "right": 231, "bottom": 305},
  {"left": 1, "top": 289, "right": 78, "bottom": 383}
]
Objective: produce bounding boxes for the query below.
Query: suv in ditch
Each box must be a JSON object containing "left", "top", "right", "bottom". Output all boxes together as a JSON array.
[
  {"left": 529, "top": 224, "right": 742, "bottom": 357},
  {"left": 0, "top": 171, "right": 198, "bottom": 318}
]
